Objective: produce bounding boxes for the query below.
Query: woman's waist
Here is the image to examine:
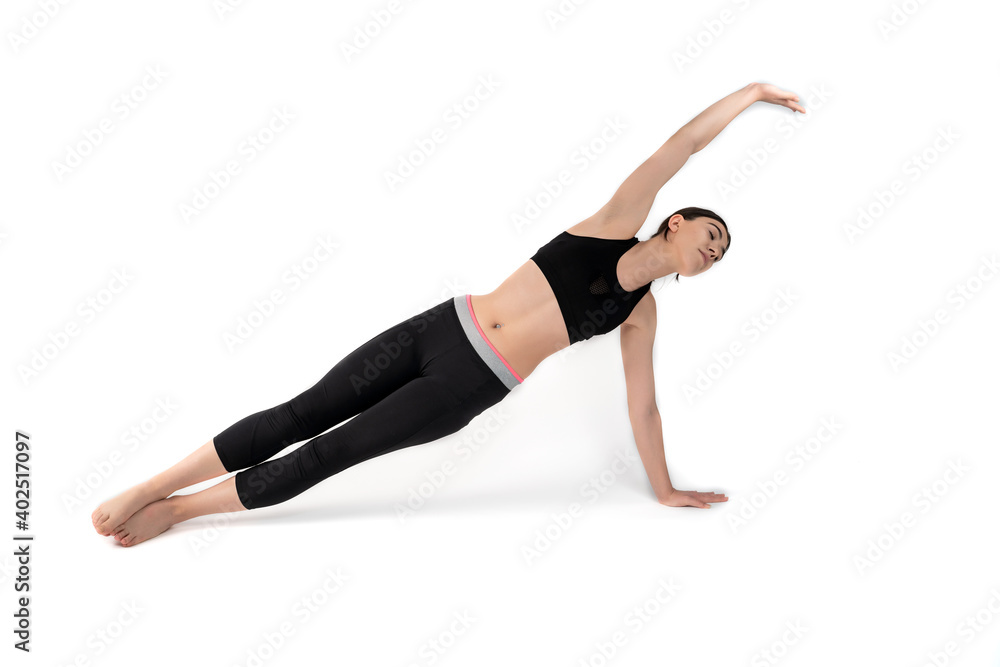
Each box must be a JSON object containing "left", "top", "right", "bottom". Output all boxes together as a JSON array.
[{"left": 468, "top": 292, "right": 571, "bottom": 377}]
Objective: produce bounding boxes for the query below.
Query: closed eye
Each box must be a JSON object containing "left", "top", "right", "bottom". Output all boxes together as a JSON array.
[{"left": 709, "top": 222, "right": 727, "bottom": 261}]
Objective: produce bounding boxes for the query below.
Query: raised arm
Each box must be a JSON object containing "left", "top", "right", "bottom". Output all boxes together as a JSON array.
[{"left": 599, "top": 82, "right": 805, "bottom": 233}]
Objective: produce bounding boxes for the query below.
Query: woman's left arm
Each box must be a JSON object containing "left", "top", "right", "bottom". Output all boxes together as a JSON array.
[
  {"left": 601, "top": 82, "right": 804, "bottom": 232},
  {"left": 678, "top": 81, "right": 804, "bottom": 153}
]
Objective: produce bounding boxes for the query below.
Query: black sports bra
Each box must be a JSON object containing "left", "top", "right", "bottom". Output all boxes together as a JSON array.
[{"left": 529, "top": 231, "right": 652, "bottom": 344}]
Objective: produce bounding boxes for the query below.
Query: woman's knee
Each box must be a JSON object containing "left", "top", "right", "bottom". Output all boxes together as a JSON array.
[{"left": 282, "top": 392, "right": 337, "bottom": 440}]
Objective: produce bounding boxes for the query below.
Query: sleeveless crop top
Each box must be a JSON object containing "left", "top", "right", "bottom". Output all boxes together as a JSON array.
[{"left": 529, "top": 231, "right": 652, "bottom": 344}]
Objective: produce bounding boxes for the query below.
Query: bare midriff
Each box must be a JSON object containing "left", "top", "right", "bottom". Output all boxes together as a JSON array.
[
  {"left": 470, "top": 216, "right": 650, "bottom": 381},
  {"left": 469, "top": 259, "right": 571, "bottom": 382}
]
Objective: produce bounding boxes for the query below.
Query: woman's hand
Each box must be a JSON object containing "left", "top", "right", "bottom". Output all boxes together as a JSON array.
[
  {"left": 751, "top": 82, "right": 806, "bottom": 114},
  {"left": 658, "top": 489, "right": 729, "bottom": 509}
]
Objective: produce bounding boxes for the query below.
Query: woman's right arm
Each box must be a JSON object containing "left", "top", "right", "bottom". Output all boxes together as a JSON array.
[{"left": 601, "top": 82, "right": 804, "bottom": 231}]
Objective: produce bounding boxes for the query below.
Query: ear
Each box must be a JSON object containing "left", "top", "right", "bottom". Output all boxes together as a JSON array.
[{"left": 666, "top": 214, "right": 683, "bottom": 235}]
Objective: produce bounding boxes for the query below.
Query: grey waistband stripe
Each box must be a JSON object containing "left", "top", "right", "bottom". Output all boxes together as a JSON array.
[{"left": 453, "top": 295, "right": 520, "bottom": 391}]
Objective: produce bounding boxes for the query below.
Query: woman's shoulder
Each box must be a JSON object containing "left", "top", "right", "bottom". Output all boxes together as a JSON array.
[{"left": 565, "top": 213, "right": 640, "bottom": 241}]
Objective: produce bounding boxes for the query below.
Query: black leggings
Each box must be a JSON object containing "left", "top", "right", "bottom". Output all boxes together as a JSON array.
[{"left": 213, "top": 295, "right": 523, "bottom": 510}]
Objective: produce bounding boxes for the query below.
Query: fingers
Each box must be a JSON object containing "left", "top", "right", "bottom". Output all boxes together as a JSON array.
[
  {"left": 785, "top": 93, "right": 805, "bottom": 113},
  {"left": 764, "top": 89, "right": 805, "bottom": 114},
  {"left": 664, "top": 490, "right": 729, "bottom": 508}
]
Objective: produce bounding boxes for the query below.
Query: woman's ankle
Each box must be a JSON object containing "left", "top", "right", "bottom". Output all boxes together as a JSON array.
[
  {"left": 164, "top": 495, "right": 188, "bottom": 524},
  {"left": 141, "top": 477, "right": 174, "bottom": 501}
]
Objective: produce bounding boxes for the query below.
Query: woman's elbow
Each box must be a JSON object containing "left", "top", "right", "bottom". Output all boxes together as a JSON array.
[{"left": 628, "top": 404, "right": 659, "bottom": 421}]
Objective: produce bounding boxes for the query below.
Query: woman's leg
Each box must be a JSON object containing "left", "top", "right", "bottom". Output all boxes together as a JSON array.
[
  {"left": 113, "top": 370, "right": 509, "bottom": 546},
  {"left": 112, "top": 476, "right": 243, "bottom": 547},
  {"left": 231, "top": 373, "right": 486, "bottom": 509},
  {"left": 93, "top": 307, "right": 432, "bottom": 536},
  {"left": 109, "top": 297, "right": 516, "bottom": 544},
  {"left": 92, "top": 438, "right": 227, "bottom": 535},
  {"left": 212, "top": 311, "right": 430, "bottom": 473}
]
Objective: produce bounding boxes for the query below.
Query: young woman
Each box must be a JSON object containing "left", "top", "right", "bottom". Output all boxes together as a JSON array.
[{"left": 93, "top": 81, "right": 805, "bottom": 546}]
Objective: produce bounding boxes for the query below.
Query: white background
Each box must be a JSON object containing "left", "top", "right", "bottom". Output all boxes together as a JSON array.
[{"left": 2, "top": 0, "right": 999, "bottom": 664}]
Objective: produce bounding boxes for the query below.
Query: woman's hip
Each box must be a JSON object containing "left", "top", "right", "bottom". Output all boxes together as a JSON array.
[{"left": 397, "top": 296, "right": 519, "bottom": 409}]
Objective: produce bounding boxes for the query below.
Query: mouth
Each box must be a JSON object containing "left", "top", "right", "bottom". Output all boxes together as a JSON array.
[{"left": 699, "top": 250, "right": 707, "bottom": 266}]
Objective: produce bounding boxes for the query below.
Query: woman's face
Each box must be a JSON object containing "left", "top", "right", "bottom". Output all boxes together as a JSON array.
[{"left": 671, "top": 216, "right": 729, "bottom": 277}]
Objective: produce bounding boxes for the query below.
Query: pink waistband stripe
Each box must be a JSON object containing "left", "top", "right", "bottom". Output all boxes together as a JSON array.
[{"left": 466, "top": 295, "right": 524, "bottom": 384}]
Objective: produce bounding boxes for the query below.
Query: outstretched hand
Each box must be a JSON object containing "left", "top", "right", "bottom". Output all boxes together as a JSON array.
[
  {"left": 659, "top": 489, "right": 729, "bottom": 509},
  {"left": 752, "top": 83, "right": 806, "bottom": 114}
]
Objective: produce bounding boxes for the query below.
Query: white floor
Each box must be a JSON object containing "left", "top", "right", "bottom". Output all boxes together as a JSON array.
[{"left": 4, "top": 1, "right": 999, "bottom": 664}]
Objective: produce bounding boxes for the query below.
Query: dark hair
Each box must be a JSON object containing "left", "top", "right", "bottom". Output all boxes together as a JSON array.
[{"left": 647, "top": 207, "right": 730, "bottom": 283}]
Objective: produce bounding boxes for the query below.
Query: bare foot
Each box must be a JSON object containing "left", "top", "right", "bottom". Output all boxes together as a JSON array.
[
  {"left": 92, "top": 482, "right": 164, "bottom": 536},
  {"left": 112, "top": 497, "right": 178, "bottom": 547}
]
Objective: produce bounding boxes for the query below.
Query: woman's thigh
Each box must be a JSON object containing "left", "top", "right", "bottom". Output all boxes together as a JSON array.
[
  {"left": 234, "top": 330, "right": 513, "bottom": 508},
  {"left": 214, "top": 308, "right": 427, "bottom": 471},
  {"left": 300, "top": 295, "right": 505, "bottom": 429}
]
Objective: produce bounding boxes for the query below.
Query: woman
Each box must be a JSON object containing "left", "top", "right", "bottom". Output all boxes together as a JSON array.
[{"left": 93, "top": 81, "right": 805, "bottom": 546}]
